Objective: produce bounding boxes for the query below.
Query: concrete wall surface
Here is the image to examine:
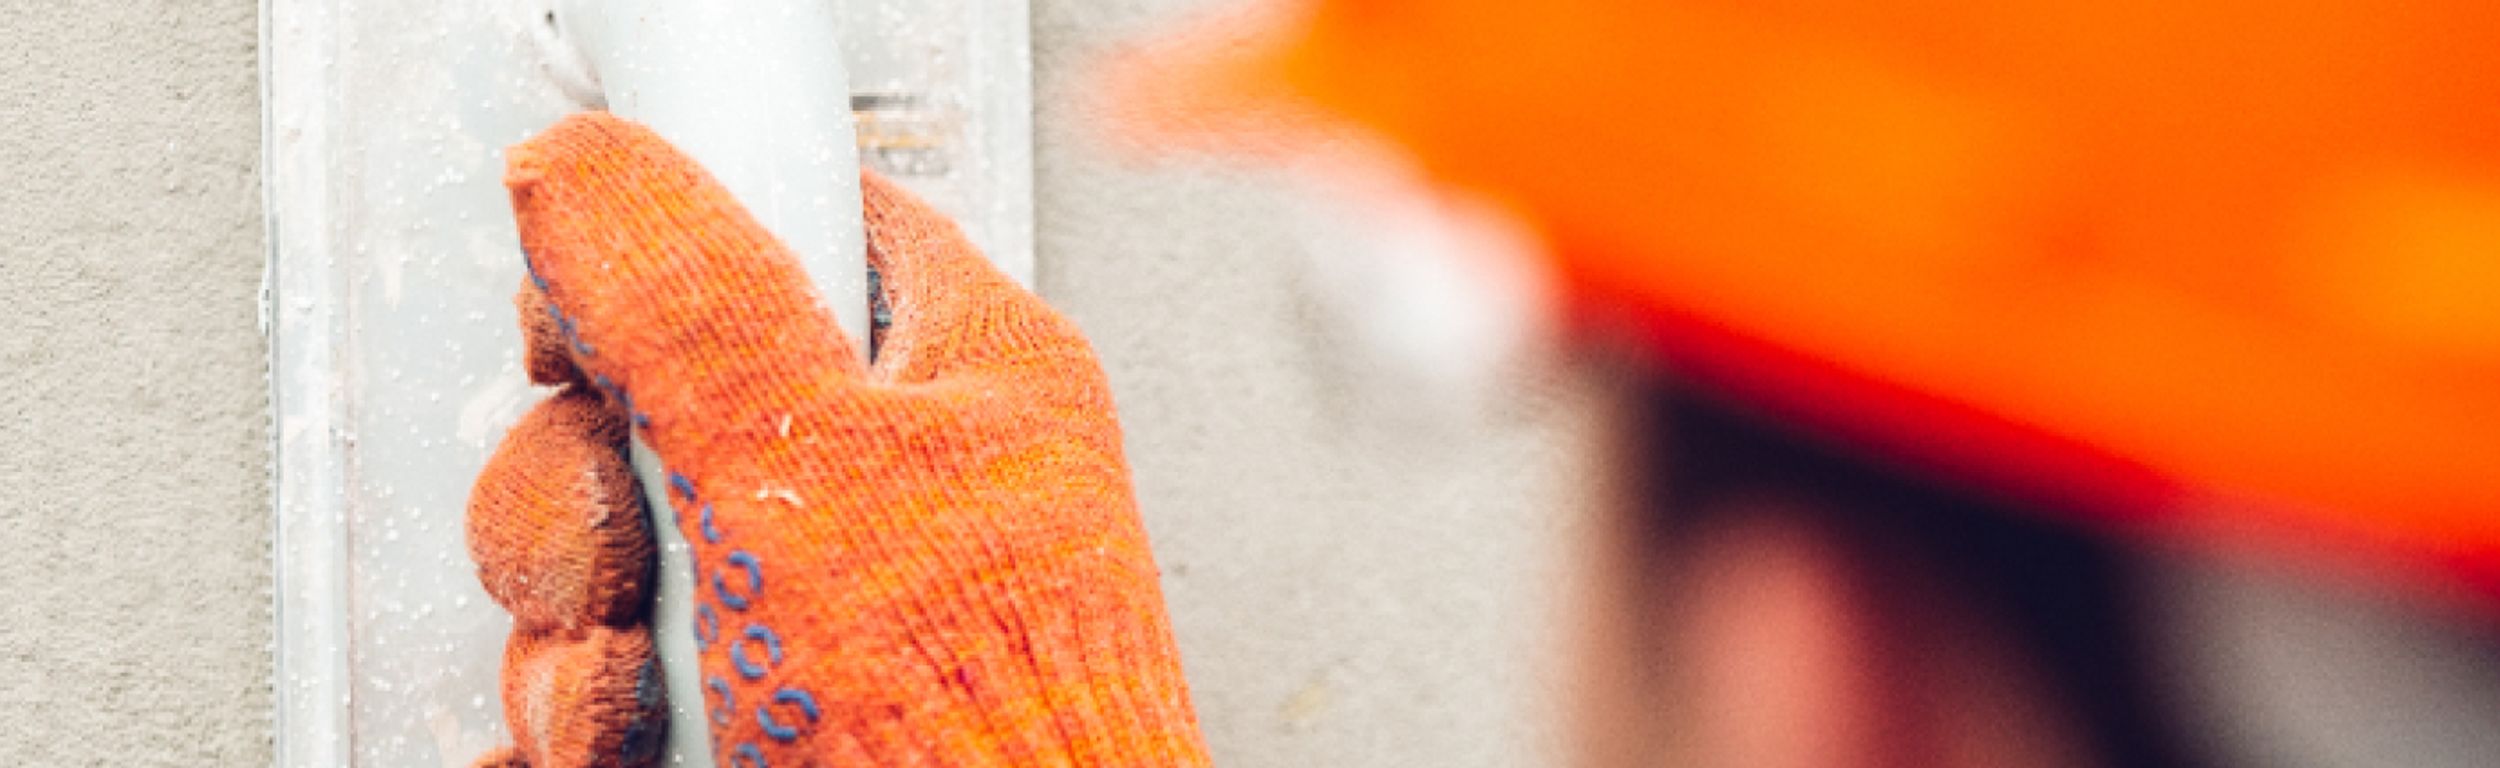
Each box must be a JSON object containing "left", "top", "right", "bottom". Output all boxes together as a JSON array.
[
  {"left": 1033, "top": 3, "right": 1594, "bottom": 764},
  {"left": 0, "top": 0, "right": 1590, "bottom": 764},
  {"left": 0, "top": 0, "right": 273, "bottom": 764}
]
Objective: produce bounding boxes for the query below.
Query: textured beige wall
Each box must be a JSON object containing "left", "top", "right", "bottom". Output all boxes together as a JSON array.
[
  {"left": 0, "top": 0, "right": 272, "bottom": 764},
  {"left": 0, "top": 0, "right": 1588, "bottom": 764},
  {"left": 1035, "top": 2, "right": 1593, "bottom": 764}
]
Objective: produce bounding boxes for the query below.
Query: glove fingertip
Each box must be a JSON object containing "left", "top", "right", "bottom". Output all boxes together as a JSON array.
[
  {"left": 517, "top": 284, "right": 585, "bottom": 387},
  {"left": 468, "top": 389, "right": 650, "bottom": 631},
  {"left": 503, "top": 628, "right": 667, "bottom": 768}
]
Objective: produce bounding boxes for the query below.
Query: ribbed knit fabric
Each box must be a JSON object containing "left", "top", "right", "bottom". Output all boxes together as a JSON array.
[
  {"left": 470, "top": 111, "right": 1211, "bottom": 767},
  {"left": 467, "top": 331, "right": 667, "bottom": 767}
]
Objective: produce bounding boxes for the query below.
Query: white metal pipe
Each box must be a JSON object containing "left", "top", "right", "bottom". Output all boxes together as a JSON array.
[{"left": 542, "top": 0, "right": 869, "bottom": 337}]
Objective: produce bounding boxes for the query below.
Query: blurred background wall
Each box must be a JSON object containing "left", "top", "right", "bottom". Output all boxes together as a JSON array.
[{"left": 1029, "top": 2, "right": 1596, "bottom": 764}]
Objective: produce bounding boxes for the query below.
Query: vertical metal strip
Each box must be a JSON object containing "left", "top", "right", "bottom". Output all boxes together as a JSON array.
[
  {"left": 972, "top": 0, "right": 1037, "bottom": 287},
  {"left": 266, "top": 0, "right": 354, "bottom": 762}
]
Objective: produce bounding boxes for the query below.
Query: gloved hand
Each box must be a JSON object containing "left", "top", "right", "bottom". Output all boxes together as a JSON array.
[{"left": 463, "top": 112, "right": 1212, "bottom": 767}]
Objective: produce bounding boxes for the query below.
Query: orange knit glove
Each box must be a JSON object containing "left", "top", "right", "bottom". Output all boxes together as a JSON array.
[
  {"left": 464, "top": 112, "right": 1211, "bottom": 767},
  {"left": 465, "top": 373, "right": 666, "bottom": 768}
]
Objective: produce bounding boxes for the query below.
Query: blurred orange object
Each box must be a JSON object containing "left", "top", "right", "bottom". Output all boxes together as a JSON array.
[{"left": 1120, "top": 1, "right": 2500, "bottom": 597}]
